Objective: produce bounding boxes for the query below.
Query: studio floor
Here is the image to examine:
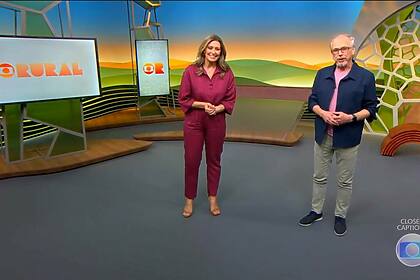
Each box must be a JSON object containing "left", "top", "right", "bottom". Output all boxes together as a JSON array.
[{"left": 0, "top": 121, "right": 419, "bottom": 280}]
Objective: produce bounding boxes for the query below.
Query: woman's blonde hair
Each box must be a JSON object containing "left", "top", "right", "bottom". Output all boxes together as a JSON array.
[{"left": 193, "top": 34, "right": 230, "bottom": 77}]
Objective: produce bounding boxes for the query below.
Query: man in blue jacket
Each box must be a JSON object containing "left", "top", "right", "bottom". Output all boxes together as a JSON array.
[{"left": 299, "top": 34, "right": 378, "bottom": 236}]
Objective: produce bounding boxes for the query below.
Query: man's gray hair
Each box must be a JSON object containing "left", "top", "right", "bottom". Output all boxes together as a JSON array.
[{"left": 330, "top": 33, "right": 355, "bottom": 49}]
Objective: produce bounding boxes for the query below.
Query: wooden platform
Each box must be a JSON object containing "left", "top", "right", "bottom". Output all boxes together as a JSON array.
[
  {"left": 0, "top": 139, "right": 152, "bottom": 179},
  {"left": 133, "top": 130, "right": 303, "bottom": 146},
  {"left": 85, "top": 108, "right": 184, "bottom": 131},
  {"left": 381, "top": 123, "right": 420, "bottom": 156}
]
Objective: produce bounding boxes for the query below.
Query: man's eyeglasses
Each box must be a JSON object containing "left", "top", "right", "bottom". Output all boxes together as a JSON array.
[{"left": 331, "top": 46, "right": 353, "bottom": 54}]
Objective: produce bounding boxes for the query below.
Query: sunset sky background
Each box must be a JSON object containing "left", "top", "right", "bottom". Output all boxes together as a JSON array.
[
  {"left": 64, "top": 1, "right": 365, "bottom": 65},
  {"left": 0, "top": 1, "right": 368, "bottom": 87}
]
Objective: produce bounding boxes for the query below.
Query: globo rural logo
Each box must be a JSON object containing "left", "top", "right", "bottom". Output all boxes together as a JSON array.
[
  {"left": 143, "top": 62, "right": 164, "bottom": 75},
  {"left": 0, "top": 62, "right": 84, "bottom": 78}
]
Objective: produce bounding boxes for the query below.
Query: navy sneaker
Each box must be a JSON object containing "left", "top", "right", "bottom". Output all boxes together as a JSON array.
[
  {"left": 299, "top": 211, "right": 323, "bottom": 226},
  {"left": 334, "top": 216, "right": 347, "bottom": 236}
]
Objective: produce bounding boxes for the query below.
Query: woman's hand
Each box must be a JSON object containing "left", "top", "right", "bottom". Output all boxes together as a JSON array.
[
  {"left": 204, "top": 103, "right": 216, "bottom": 115},
  {"left": 208, "top": 104, "right": 225, "bottom": 115}
]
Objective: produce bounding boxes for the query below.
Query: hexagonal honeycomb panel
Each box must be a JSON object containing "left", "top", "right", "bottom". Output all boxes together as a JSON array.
[{"left": 356, "top": 2, "right": 420, "bottom": 134}]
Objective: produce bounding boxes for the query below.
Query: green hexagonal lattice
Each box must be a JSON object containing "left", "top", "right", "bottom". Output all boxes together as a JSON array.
[{"left": 356, "top": 2, "right": 420, "bottom": 134}]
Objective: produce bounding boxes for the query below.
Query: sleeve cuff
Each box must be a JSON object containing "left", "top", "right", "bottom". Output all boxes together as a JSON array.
[
  {"left": 181, "top": 99, "right": 194, "bottom": 113},
  {"left": 221, "top": 101, "right": 233, "bottom": 114}
]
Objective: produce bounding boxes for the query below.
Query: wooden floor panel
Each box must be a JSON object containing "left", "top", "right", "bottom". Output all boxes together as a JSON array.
[{"left": 0, "top": 139, "right": 152, "bottom": 179}]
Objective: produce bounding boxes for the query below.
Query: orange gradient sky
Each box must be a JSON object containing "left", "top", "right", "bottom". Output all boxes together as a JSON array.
[
  {"left": 98, "top": 39, "right": 335, "bottom": 66},
  {"left": 98, "top": 42, "right": 133, "bottom": 63},
  {"left": 174, "top": 39, "right": 335, "bottom": 65}
]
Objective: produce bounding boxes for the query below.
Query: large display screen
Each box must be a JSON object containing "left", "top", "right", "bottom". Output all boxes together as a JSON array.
[
  {"left": 0, "top": 36, "right": 101, "bottom": 104},
  {"left": 135, "top": 40, "right": 170, "bottom": 96}
]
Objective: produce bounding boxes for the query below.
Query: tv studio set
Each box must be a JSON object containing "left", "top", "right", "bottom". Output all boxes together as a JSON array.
[{"left": 0, "top": 1, "right": 419, "bottom": 279}]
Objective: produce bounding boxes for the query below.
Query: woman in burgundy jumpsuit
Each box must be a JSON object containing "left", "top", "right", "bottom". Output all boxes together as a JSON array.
[{"left": 178, "top": 34, "right": 236, "bottom": 218}]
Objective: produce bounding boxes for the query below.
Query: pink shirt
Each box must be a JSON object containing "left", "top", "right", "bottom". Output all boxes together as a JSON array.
[
  {"left": 178, "top": 65, "right": 236, "bottom": 115},
  {"left": 327, "top": 67, "right": 351, "bottom": 136}
]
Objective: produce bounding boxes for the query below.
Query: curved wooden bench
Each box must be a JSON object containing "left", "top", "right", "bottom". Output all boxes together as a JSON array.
[
  {"left": 0, "top": 139, "right": 152, "bottom": 179},
  {"left": 133, "top": 130, "right": 303, "bottom": 147},
  {"left": 380, "top": 123, "right": 420, "bottom": 156}
]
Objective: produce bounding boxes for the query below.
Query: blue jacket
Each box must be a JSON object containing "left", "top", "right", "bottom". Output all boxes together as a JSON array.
[{"left": 308, "top": 62, "right": 378, "bottom": 148}]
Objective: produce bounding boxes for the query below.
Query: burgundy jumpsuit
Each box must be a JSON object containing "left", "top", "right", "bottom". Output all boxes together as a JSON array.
[{"left": 178, "top": 65, "right": 236, "bottom": 199}]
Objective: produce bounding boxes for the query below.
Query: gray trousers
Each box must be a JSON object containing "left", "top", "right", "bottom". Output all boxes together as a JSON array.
[{"left": 311, "top": 135, "right": 359, "bottom": 218}]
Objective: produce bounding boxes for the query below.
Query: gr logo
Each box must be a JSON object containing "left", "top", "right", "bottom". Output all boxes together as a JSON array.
[{"left": 143, "top": 62, "right": 164, "bottom": 75}]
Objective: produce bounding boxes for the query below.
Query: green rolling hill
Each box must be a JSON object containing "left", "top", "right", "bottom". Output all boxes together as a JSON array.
[
  {"left": 228, "top": 59, "right": 316, "bottom": 87},
  {"left": 99, "top": 59, "right": 318, "bottom": 88}
]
